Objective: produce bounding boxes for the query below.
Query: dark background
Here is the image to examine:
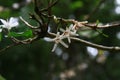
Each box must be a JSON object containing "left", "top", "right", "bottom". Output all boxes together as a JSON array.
[{"left": 0, "top": 0, "right": 120, "bottom": 80}]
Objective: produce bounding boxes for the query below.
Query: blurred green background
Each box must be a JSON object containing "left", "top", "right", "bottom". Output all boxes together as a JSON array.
[{"left": 0, "top": 0, "right": 120, "bottom": 80}]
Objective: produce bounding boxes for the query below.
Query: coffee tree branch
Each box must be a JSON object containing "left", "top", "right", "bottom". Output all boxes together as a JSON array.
[{"left": 0, "top": 0, "right": 120, "bottom": 53}]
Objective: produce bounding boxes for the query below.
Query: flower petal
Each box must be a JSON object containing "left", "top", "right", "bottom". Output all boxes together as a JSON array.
[
  {"left": 10, "top": 22, "right": 19, "bottom": 27},
  {"left": 60, "top": 28, "right": 65, "bottom": 32},
  {"left": 60, "top": 40, "right": 69, "bottom": 48},
  {"left": 87, "top": 46, "right": 98, "bottom": 57},
  {"left": 0, "top": 28, "right": 2, "bottom": 32},
  {"left": 9, "top": 17, "right": 19, "bottom": 27},
  {"left": 67, "top": 37, "right": 71, "bottom": 43},
  {"left": 0, "top": 19, "right": 8, "bottom": 28},
  {"left": 52, "top": 43, "right": 58, "bottom": 52},
  {"left": 44, "top": 37, "right": 53, "bottom": 42}
]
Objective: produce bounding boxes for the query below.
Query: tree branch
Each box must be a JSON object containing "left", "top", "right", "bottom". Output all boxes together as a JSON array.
[
  {"left": 70, "top": 37, "right": 120, "bottom": 51},
  {"left": 0, "top": 43, "right": 18, "bottom": 55}
]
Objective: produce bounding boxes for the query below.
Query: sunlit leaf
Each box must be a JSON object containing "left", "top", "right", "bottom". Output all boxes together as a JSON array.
[
  {"left": 23, "top": 29, "right": 33, "bottom": 38},
  {"left": 70, "top": 1, "right": 83, "bottom": 10},
  {"left": 96, "top": 29, "right": 108, "bottom": 37},
  {"left": 0, "top": 75, "right": 6, "bottom": 80},
  {"left": 8, "top": 32, "right": 22, "bottom": 37},
  {"left": 96, "top": 20, "right": 100, "bottom": 26},
  {"left": 98, "top": 49, "right": 104, "bottom": 55},
  {"left": 8, "top": 30, "right": 33, "bottom": 38}
]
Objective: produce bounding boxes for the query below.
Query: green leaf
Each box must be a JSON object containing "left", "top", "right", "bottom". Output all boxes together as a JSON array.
[
  {"left": 0, "top": 75, "right": 6, "bottom": 80},
  {"left": 95, "top": 20, "right": 108, "bottom": 37},
  {"left": 96, "top": 20, "right": 100, "bottom": 26},
  {"left": 96, "top": 29, "right": 108, "bottom": 38},
  {"left": 70, "top": 1, "right": 83, "bottom": 10},
  {"left": 98, "top": 49, "right": 104, "bottom": 55},
  {"left": 23, "top": 30, "right": 33, "bottom": 38},
  {"left": 8, "top": 32, "right": 23, "bottom": 37},
  {"left": 8, "top": 30, "right": 33, "bottom": 38}
]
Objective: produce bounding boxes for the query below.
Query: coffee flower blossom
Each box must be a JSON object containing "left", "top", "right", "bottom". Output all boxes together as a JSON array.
[
  {"left": 45, "top": 32, "right": 69, "bottom": 52},
  {"left": 44, "top": 24, "right": 79, "bottom": 52},
  {"left": 60, "top": 24, "right": 79, "bottom": 43},
  {"left": 0, "top": 17, "right": 19, "bottom": 30}
]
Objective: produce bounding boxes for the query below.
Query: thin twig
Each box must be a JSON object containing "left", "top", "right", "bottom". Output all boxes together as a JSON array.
[
  {"left": 41, "top": 13, "right": 120, "bottom": 29},
  {"left": 11, "top": 36, "right": 39, "bottom": 44},
  {"left": 1, "top": 0, "right": 120, "bottom": 54},
  {"left": 20, "top": 16, "right": 38, "bottom": 29},
  {"left": 70, "top": 37, "right": 120, "bottom": 51},
  {"left": 84, "top": 23, "right": 120, "bottom": 29},
  {"left": 0, "top": 43, "right": 18, "bottom": 54},
  {"left": 0, "top": 35, "right": 39, "bottom": 54},
  {"left": 48, "top": 32, "right": 120, "bottom": 51}
]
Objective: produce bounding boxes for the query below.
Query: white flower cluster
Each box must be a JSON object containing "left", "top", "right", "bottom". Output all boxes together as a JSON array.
[
  {"left": 45, "top": 24, "right": 79, "bottom": 52},
  {"left": 0, "top": 17, "right": 19, "bottom": 32}
]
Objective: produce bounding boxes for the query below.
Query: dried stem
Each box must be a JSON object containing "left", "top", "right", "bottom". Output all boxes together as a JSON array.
[
  {"left": 70, "top": 37, "right": 120, "bottom": 51},
  {"left": 0, "top": 43, "right": 18, "bottom": 54},
  {"left": 0, "top": 0, "right": 120, "bottom": 53},
  {"left": 20, "top": 16, "right": 38, "bottom": 29}
]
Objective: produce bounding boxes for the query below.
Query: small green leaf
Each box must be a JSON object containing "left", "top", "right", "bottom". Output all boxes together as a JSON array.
[
  {"left": 23, "top": 30, "right": 33, "bottom": 38},
  {"left": 70, "top": 1, "right": 83, "bottom": 10},
  {"left": 53, "top": 16, "right": 59, "bottom": 23},
  {"left": 96, "top": 29, "right": 108, "bottom": 38},
  {"left": 8, "top": 32, "right": 23, "bottom": 37},
  {"left": 0, "top": 75, "right": 6, "bottom": 80},
  {"left": 98, "top": 49, "right": 104, "bottom": 55},
  {"left": 96, "top": 20, "right": 100, "bottom": 26},
  {"left": 8, "top": 30, "right": 33, "bottom": 38}
]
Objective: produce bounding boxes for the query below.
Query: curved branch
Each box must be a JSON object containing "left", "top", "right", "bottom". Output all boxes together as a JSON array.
[
  {"left": 70, "top": 37, "right": 120, "bottom": 51},
  {"left": 0, "top": 43, "right": 18, "bottom": 55},
  {"left": 84, "top": 23, "right": 120, "bottom": 29}
]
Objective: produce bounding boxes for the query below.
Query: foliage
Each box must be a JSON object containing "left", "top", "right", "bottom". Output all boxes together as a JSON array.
[{"left": 0, "top": 0, "right": 120, "bottom": 80}]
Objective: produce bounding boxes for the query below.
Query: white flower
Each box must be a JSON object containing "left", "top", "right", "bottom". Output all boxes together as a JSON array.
[
  {"left": 72, "top": 21, "right": 88, "bottom": 30},
  {"left": 87, "top": 46, "right": 98, "bottom": 58},
  {"left": 45, "top": 32, "right": 69, "bottom": 52},
  {"left": 60, "top": 24, "right": 78, "bottom": 43},
  {"left": 0, "top": 17, "right": 19, "bottom": 30}
]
